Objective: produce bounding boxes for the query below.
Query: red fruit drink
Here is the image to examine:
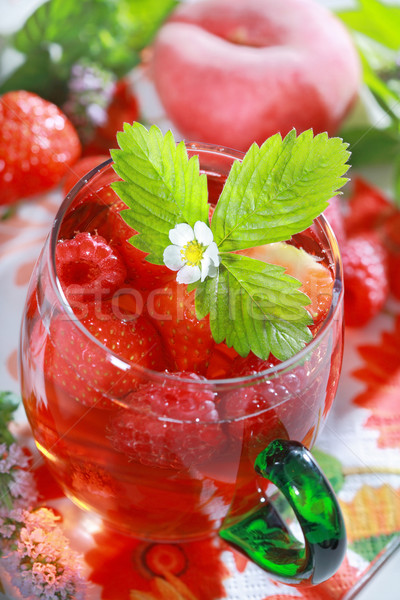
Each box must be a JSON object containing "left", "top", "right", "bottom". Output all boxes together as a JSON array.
[{"left": 20, "top": 144, "right": 344, "bottom": 542}]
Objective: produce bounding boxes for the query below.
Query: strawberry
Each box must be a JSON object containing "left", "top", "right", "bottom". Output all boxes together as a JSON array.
[
  {"left": 241, "top": 241, "right": 334, "bottom": 327},
  {"left": 221, "top": 386, "right": 286, "bottom": 455},
  {"left": 341, "top": 232, "right": 389, "bottom": 327},
  {"left": 206, "top": 342, "right": 239, "bottom": 379},
  {"left": 110, "top": 211, "right": 174, "bottom": 290},
  {"left": 44, "top": 334, "right": 115, "bottom": 410},
  {"left": 345, "top": 177, "right": 394, "bottom": 237},
  {"left": 0, "top": 91, "right": 81, "bottom": 205},
  {"left": 107, "top": 373, "right": 226, "bottom": 469},
  {"left": 59, "top": 179, "right": 126, "bottom": 242},
  {"left": 47, "top": 300, "right": 167, "bottom": 406},
  {"left": 62, "top": 154, "right": 110, "bottom": 196},
  {"left": 223, "top": 348, "right": 326, "bottom": 457},
  {"left": 84, "top": 79, "right": 139, "bottom": 155},
  {"left": 147, "top": 280, "right": 215, "bottom": 374},
  {"left": 221, "top": 353, "right": 289, "bottom": 458},
  {"left": 55, "top": 232, "right": 127, "bottom": 304}
]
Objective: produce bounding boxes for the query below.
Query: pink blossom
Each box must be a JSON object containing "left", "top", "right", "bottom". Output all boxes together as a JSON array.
[{"left": 2, "top": 508, "right": 88, "bottom": 599}]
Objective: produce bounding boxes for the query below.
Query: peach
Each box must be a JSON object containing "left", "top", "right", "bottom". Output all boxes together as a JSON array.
[{"left": 150, "top": 0, "right": 361, "bottom": 150}]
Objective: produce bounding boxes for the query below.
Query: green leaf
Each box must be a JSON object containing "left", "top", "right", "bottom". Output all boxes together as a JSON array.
[
  {"left": 0, "top": 391, "right": 19, "bottom": 446},
  {"left": 111, "top": 123, "right": 209, "bottom": 264},
  {"left": 195, "top": 253, "right": 312, "bottom": 361},
  {"left": 340, "top": 125, "right": 400, "bottom": 168},
  {"left": 394, "top": 155, "right": 400, "bottom": 207},
  {"left": 337, "top": 0, "right": 400, "bottom": 51},
  {"left": 361, "top": 52, "right": 400, "bottom": 122},
  {"left": 337, "top": 1, "right": 400, "bottom": 125},
  {"left": 211, "top": 130, "right": 350, "bottom": 253},
  {"left": 1, "top": 0, "right": 177, "bottom": 102}
]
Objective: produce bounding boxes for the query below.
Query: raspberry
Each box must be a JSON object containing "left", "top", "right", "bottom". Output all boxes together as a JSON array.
[
  {"left": 56, "top": 232, "right": 127, "bottom": 304},
  {"left": 223, "top": 351, "right": 315, "bottom": 459},
  {"left": 108, "top": 373, "right": 226, "bottom": 469},
  {"left": 341, "top": 232, "right": 389, "bottom": 327}
]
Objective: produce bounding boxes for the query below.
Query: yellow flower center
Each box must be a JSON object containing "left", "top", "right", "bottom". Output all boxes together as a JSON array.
[{"left": 182, "top": 240, "right": 205, "bottom": 266}]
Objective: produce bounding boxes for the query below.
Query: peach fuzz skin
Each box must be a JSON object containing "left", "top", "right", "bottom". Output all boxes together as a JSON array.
[{"left": 150, "top": 0, "right": 361, "bottom": 151}]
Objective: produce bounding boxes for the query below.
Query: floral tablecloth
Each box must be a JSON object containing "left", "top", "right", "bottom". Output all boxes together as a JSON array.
[{"left": 0, "top": 70, "right": 400, "bottom": 600}]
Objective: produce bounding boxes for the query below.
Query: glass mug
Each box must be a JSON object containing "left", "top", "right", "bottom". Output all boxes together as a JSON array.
[{"left": 20, "top": 143, "right": 345, "bottom": 586}]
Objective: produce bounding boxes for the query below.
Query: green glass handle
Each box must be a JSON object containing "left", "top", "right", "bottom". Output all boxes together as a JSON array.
[{"left": 219, "top": 439, "right": 346, "bottom": 585}]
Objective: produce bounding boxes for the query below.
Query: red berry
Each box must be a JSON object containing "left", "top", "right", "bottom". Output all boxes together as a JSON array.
[
  {"left": 342, "top": 232, "right": 389, "bottom": 327},
  {"left": 56, "top": 232, "right": 127, "bottom": 304},
  {"left": 111, "top": 212, "right": 174, "bottom": 290},
  {"left": 381, "top": 211, "right": 400, "bottom": 301},
  {"left": 47, "top": 300, "right": 167, "bottom": 406},
  {"left": 206, "top": 342, "right": 239, "bottom": 379},
  {"left": 345, "top": 177, "right": 393, "bottom": 237},
  {"left": 44, "top": 333, "right": 115, "bottom": 410},
  {"left": 62, "top": 154, "right": 110, "bottom": 196},
  {"left": 0, "top": 91, "right": 81, "bottom": 205},
  {"left": 222, "top": 386, "right": 286, "bottom": 452},
  {"left": 228, "top": 352, "right": 279, "bottom": 377},
  {"left": 84, "top": 79, "right": 139, "bottom": 155},
  {"left": 59, "top": 182, "right": 126, "bottom": 242},
  {"left": 108, "top": 373, "right": 226, "bottom": 469},
  {"left": 148, "top": 280, "right": 215, "bottom": 375}
]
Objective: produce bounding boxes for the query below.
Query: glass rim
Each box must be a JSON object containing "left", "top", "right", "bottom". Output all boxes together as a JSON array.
[{"left": 48, "top": 144, "right": 344, "bottom": 389}]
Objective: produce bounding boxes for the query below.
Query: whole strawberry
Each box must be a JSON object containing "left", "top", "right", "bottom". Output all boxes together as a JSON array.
[
  {"left": 344, "top": 177, "right": 394, "bottom": 237},
  {"left": 148, "top": 280, "right": 215, "bottom": 375},
  {"left": 0, "top": 91, "right": 81, "bottom": 205}
]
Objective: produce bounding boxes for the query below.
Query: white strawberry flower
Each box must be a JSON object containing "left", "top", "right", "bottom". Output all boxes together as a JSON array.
[{"left": 163, "top": 221, "right": 220, "bottom": 284}]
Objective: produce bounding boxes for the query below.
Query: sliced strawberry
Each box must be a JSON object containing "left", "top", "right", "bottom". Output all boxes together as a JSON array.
[
  {"left": 56, "top": 232, "right": 127, "bottom": 304},
  {"left": 345, "top": 177, "right": 394, "bottom": 236},
  {"left": 240, "top": 241, "right": 334, "bottom": 326},
  {"left": 341, "top": 232, "right": 389, "bottom": 327},
  {"left": 62, "top": 154, "right": 110, "bottom": 196},
  {"left": 47, "top": 300, "right": 167, "bottom": 406},
  {"left": 147, "top": 280, "right": 215, "bottom": 375},
  {"left": 108, "top": 373, "right": 226, "bottom": 469},
  {"left": 0, "top": 91, "right": 81, "bottom": 205}
]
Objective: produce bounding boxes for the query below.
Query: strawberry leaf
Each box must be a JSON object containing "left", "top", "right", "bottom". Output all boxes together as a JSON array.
[
  {"left": 111, "top": 123, "right": 209, "bottom": 264},
  {"left": 195, "top": 253, "right": 312, "bottom": 361},
  {"left": 211, "top": 129, "right": 350, "bottom": 252}
]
